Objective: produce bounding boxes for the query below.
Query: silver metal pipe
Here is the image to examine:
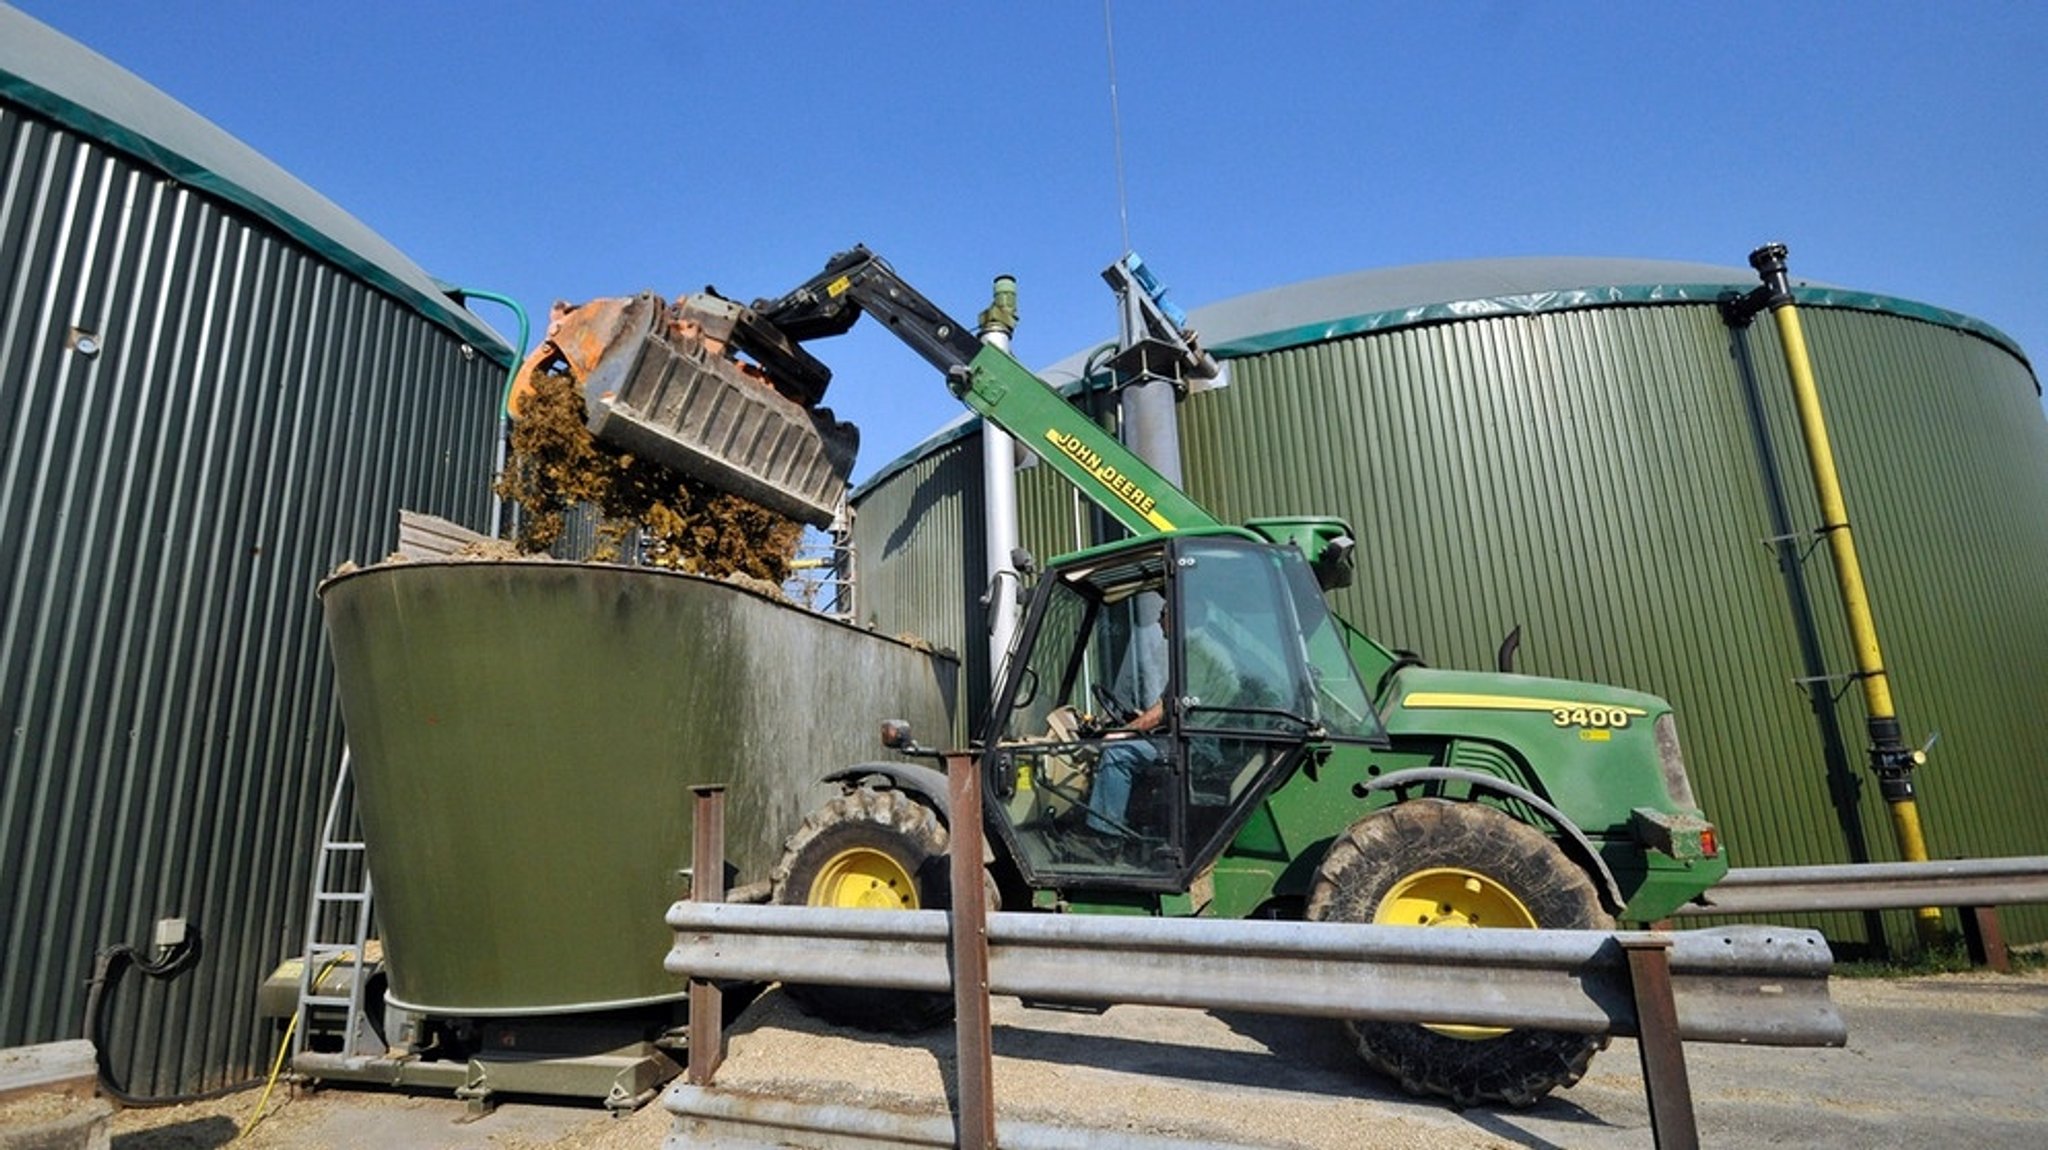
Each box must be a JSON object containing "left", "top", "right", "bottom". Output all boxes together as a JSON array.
[
  {"left": 1118, "top": 378, "right": 1183, "bottom": 487},
  {"left": 978, "top": 278, "right": 1022, "bottom": 686}
]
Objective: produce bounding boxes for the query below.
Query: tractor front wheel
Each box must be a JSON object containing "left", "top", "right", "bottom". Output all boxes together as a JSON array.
[
  {"left": 1306, "top": 798, "right": 1612, "bottom": 1107},
  {"left": 770, "top": 785, "right": 954, "bottom": 1032}
]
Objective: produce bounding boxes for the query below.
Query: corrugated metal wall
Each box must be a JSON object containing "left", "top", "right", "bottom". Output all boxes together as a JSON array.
[
  {"left": 852, "top": 298, "right": 2048, "bottom": 952},
  {"left": 1761, "top": 311, "right": 2048, "bottom": 943},
  {"left": 852, "top": 402, "right": 1116, "bottom": 728},
  {"left": 0, "top": 102, "right": 501, "bottom": 1092},
  {"left": 849, "top": 441, "right": 978, "bottom": 740}
]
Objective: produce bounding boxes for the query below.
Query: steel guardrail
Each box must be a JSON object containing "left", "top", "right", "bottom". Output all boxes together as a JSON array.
[
  {"left": 664, "top": 902, "right": 1844, "bottom": 1047},
  {"left": 1674, "top": 857, "right": 2048, "bottom": 916}
]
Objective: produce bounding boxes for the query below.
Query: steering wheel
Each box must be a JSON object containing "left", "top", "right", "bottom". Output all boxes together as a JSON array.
[{"left": 1091, "top": 683, "right": 1137, "bottom": 726}]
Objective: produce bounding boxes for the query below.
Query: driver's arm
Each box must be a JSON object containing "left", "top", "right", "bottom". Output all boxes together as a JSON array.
[{"left": 1126, "top": 697, "right": 1166, "bottom": 734}]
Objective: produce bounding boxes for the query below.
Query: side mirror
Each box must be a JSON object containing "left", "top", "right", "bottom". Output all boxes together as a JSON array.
[
  {"left": 1313, "top": 533, "right": 1357, "bottom": 591},
  {"left": 879, "top": 719, "right": 913, "bottom": 750}
]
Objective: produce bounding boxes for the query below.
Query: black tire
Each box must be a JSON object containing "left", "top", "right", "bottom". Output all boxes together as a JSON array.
[
  {"left": 1306, "top": 798, "right": 1613, "bottom": 1108},
  {"left": 769, "top": 786, "right": 954, "bottom": 1033}
]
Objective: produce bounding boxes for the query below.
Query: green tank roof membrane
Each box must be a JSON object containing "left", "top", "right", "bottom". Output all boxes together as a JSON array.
[{"left": 1208, "top": 281, "right": 2030, "bottom": 374}]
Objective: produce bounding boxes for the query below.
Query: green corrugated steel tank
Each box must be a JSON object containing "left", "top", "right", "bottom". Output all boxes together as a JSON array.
[
  {"left": 321, "top": 560, "right": 958, "bottom": 1014},
  {"left": 1, "top": 8, "right": 512, "bottom": 1094},
  {"left": 849, "top": 257, "right": 2047, "bottom": 956}
]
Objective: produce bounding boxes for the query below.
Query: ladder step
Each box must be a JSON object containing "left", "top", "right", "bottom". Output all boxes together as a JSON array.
[
  {"left": 314, "top": 891, "right": 370, "bottom": 903},
  {"left": 321, "top": 841, "right": 367, "bottom": 852},
  {"left": 302, "top": 995, "right": 358, "bottom": 1009}
]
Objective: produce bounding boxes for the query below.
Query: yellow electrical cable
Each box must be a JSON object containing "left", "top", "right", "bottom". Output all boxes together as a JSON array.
[
  {"left": 236, "top": 1013, "right": 299, "bottom": 1141},
  {"left": 237, "top": 954, "right": 349, "bottom": 1141}
]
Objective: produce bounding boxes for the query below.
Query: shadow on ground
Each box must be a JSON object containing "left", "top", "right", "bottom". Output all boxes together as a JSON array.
[{"left": 113, "top": 1114, "right": 236, "bottom": 1149}]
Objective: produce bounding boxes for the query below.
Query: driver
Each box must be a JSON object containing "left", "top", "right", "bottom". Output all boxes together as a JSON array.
[{"left": 1085, "top": 601, "right": 1238, "bottom": 835}]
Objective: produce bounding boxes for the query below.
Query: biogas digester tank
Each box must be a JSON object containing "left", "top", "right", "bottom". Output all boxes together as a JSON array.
[{"left": 320, "top": 559, "right": 957, "bottom": 1015}]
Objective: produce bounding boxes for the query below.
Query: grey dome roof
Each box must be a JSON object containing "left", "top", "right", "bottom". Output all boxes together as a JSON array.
[
  {"left": 865, "top": 253, "right": 2026, "bottom": 494},
  {"left": 0, "top": 6, "right": 511, "bottom": 360}
]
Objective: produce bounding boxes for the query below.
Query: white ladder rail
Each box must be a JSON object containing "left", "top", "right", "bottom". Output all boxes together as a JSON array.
[{"left": 293, "top": 746, "right": 380, "bottom": 1062}]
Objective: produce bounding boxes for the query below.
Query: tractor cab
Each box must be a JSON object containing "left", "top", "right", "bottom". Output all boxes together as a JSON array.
[{"left": 982, "top": 532, "right": 1388, "bottom": 892}]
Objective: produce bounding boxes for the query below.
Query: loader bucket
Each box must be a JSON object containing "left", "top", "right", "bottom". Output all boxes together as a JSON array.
[{"left": 512, "top": 292, "right": 857, "bottom": 526}]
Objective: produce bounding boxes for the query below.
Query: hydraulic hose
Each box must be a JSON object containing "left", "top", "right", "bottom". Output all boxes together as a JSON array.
[
  {"left": 83, "top": 926, "right": 264, "bottom": 1106},
  {"left": 435, "top": 283, "right": 531, "bottom": 539}
]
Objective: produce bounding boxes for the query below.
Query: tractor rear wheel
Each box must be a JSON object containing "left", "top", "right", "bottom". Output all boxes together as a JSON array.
[
  {"left": 1307, "top": 798, "right": 1612, "bottom": 1107},
  {"left": 770, "top": 785, "right": 954, "bottom": 1032}
]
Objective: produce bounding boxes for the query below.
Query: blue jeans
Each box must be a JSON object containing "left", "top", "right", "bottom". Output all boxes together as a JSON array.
[{"left": 1087, "top": 737, "right": 1162, "bottom": 833}]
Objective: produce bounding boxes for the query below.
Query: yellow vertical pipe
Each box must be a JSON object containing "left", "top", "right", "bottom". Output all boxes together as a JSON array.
[
  {"left": 1750, "top": 244, "right": 1943, "bottom": 946},
  {"left": 1766, "top": 303, "right": 1898, "bottom": 721}
]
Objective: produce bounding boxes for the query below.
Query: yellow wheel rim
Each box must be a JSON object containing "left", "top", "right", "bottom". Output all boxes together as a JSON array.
[
  {"left": 1376, "top": 867, "right": 1537, "bottom": 1039},
  {"left": 811, "top": 847, "right": 920, "bottom": 910}
]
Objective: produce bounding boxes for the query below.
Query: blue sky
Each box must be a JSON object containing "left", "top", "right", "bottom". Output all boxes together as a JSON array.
[{"left": 16, "top": 2, "right": 2046, "bottom": 479}]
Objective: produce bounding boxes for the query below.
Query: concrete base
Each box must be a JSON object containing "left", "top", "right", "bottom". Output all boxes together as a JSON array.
[
  {"left": 0, "top": 1041, "right": 97, "bottom": 1101},
  {"left": 296, "top": 1041, "right": 678, "bottom": 1112},
  {"left": 0, "top": 1098, "right": 113, "bottom": 1150}
]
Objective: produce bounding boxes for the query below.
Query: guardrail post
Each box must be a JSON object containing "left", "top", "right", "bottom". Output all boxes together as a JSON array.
[
  {"left": 1622, "top": 936, "right": 1697, "bottom": 1150},
  {"left": 945, "top": 752, "right": 996, "bottom": 1150},
  {"left": 1961, "top": 905, "right": 2010, "bottom": 972},
  {"left": 687, "top": 785, "right": 727, "bottom": 1086}
]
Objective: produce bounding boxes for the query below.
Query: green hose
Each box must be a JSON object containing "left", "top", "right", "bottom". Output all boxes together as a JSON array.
[
  {"left": 435, "top": 283, "right": 531, "bottom": 416},
  {"left": 436, "top": 283, "right": 531, "bottom": 538}
]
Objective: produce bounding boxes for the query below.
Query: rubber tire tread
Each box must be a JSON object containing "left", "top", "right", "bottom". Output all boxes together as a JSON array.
[
  {"left": 1305, "top": 798, "right": 1613, "bottom": 1108},
  {"left": 770, "top": 786, "right": 954, "bottom": 1033}
]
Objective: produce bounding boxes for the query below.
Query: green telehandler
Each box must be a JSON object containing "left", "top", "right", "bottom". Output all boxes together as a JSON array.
[{"left": 522, "top": 246, "right": 1727, "bottom": 1106}]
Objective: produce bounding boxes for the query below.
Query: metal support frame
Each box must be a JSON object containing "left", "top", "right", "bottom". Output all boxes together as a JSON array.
[
  {"left": 945, "top": 754, "right": 996, "bottom": 1150},
  {"left": 686, "top": 786, "right": 727, "bottom": 1086},
  {"left": 785, "top": 503, "right": 857, "bottom": 620},
  {"left": 1624, "top": 938, "right": 1698, "bottom": 1150},
  {"left": 1960, "top": 906, "right": 2010, "bottom": 973}
]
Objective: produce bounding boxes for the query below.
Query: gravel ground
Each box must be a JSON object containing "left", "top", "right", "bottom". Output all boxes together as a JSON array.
[{"left": 35, "top": 967, "right": 2045, "bottom": 1149}]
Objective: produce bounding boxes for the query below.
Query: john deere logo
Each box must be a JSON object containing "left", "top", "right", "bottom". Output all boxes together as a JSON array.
[{"left": 1044, "top": 430, "right": 1174, "bottom": 530}]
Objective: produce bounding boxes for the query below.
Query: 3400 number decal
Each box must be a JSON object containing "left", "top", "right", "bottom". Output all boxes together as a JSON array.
[{"left": 1551, "top": 705, "right": 1633, "bottom": 730}]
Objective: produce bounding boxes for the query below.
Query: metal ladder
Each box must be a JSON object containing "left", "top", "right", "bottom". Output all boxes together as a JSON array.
[{"left": 294, "top": 747, "right": 381, "bottom": 1062}]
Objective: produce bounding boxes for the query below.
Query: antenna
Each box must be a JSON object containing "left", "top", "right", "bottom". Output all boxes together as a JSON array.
[{"left": 1103, "top": 0, "right": 1132, "bottom": 255}]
